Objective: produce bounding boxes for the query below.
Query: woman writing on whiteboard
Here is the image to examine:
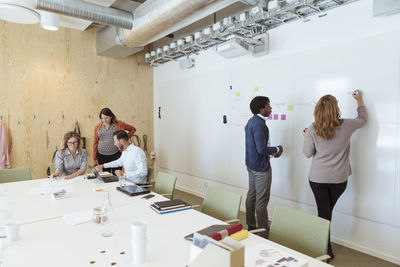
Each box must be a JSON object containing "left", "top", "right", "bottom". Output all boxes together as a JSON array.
[
  {"left": 93, "top": 108, "right": 136, "bottom": 175},
  {"left": 302, "top": 90, "right": 367, "bottom": 259}
]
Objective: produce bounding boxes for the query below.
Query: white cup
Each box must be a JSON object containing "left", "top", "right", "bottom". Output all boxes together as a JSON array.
[
  {"left": 131, "top": 221, "right": 147, "bottom": 264},
  {"left": 5, "top": 221, "right": 20, "bottom": 242}
]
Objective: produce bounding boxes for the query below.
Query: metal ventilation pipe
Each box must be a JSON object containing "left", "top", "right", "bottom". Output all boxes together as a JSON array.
[
  {"left": 119, "top": 0, "right": 239, "bottom": 47},
  {"left": 34, "top": 0, "right": 133, "bottom": 29}
]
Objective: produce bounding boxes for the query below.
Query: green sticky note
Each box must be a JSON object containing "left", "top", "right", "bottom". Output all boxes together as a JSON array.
[
  {"left": 236, "top": 92, "right": 240, "bottom": 97},
  {"left": 287, "top": 104, "right": 294, "bottom": 111},
  {"left": 253, "top": 87, "right": 259, "bottom": 92}
]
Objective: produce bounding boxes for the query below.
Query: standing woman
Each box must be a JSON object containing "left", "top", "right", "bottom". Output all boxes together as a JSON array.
[
  {"left": 302, "top": 90, "right": 367, "bottom": 258},
  {"left": 93, "top": 108, "right": 136, "bottom": 174},
  {"left": 51, "top": 131, "right": 87, "bottom": 179}
]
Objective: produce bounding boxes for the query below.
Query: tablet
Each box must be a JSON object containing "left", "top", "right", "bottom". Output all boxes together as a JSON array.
[{"left": 116, "top": 185, "right": 150, "bottom": 197}]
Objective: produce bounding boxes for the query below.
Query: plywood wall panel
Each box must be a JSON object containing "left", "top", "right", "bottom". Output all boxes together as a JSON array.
[{"left": 0, "top": 22, "right": 153, "bottom": 179}]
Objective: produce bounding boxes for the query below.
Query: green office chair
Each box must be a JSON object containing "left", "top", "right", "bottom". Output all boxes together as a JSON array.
[
  {"left": 200, "top": 187, "right": 242, "bottom": 224},
  {"left": 0, "top": 167, "right": 31, "bottom": 183},
  {"left": 152, "top": 171, "right": 177, "bottom": 199},
  {"left": 269, "top": 206, "right": 331, "bottom": 261}
]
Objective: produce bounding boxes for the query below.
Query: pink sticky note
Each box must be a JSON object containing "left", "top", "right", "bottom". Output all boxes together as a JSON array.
[
  {"left": 281, "top": 114, "right": 286, "bottom": 120},
  {"left": 273, "top": 114, "right": 278, "bottom": 120},
  {"left": 267, "top": 114, "right": 272, "bottom": 120}
]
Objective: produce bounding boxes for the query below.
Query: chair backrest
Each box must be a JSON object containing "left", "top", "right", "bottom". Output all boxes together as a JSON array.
[
  {"left": 50, "top": 162, "right": 56, "bottom": 174},
  {"left": 153, "top": 171, "right": 177, "bottom": 199},
  {"left": 0, "top": 167, "right": 31, "bottom": 183},
  {"left": 269, "top": 206, "right": 330, "bottom": 258},
  {"left": 146, "top": 167, "right": 153, "bottom": 184},
  {"left": 201, "top": 187, "right": 241, "bottom": 222}
]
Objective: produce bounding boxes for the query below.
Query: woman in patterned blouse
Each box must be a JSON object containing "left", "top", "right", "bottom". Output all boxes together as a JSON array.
[{"left": 93, "top": 108, "right": 136, "bottom": 175}]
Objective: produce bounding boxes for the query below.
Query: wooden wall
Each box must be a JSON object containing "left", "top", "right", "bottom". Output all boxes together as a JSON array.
[{"left": 0, "top": 21, "right": 154, "bottom": 179}]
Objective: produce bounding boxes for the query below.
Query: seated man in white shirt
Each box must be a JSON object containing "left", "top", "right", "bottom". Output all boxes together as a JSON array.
[{"left": 97, "top": 130, "right": 147, "bottom": 183}]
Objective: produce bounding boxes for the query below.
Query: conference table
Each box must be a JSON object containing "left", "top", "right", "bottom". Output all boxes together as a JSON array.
[{"left": 0, "top": 176, "right": 333, "bottom": 266}]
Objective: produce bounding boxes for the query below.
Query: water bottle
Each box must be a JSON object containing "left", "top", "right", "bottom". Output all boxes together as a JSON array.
[{"left": 100, "top": 191, "right": 114, "bottom": 237}]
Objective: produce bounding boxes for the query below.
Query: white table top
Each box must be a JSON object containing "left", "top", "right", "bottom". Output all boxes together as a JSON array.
[
  {"left": 1, "top": 177, "right": 332, "bottom": 267},
  {"left": 2, "top": 176, "right": 137, "bottom": 225}
]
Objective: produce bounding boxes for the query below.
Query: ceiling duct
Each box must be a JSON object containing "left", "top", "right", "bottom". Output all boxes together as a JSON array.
[
  {"left": 34, "top": 0, "right": 133, "bottom": 29},
  {"left": 118, "top": 0, "right": 241, "bottom": 48}
]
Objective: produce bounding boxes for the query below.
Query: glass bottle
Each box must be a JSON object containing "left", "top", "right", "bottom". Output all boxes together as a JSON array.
[{"left": 100, "top": 191, "right": 114, "bottom": 237}]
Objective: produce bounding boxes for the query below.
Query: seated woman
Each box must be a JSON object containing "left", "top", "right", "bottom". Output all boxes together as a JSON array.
[{"left": 51, "top": 131, "right": 87, "bottom": 179}]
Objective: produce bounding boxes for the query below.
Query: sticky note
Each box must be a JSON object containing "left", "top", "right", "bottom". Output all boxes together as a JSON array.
[
  {"left": 253, "top": 87, "right": 259, "bottom": 92},
  {"left": 268, "top": 114, "right": 272, "bottom": 120},
  {"left": 236, "top": 92, "right": 240, "bottom": 97},
  {"left": 93, "top": 187, "right": 108, "bottom": 192},
  {"left": 281, "top": 114, "right": 286, "bottom": 120},
  {"left": 273, "top": 114, "right": 279, "bottom": 120},
  {"left": 287, "top": 104, "right": 293, "bottom": 111}
]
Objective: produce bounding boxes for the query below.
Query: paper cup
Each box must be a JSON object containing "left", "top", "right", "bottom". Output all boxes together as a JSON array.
[
  {"left": 131, "top": 221, "right": 147, "bottom": 264},
  {"left": 6, "top": 221, "right": 20, "bottom": 242}
]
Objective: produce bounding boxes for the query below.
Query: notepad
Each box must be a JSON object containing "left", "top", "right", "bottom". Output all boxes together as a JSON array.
[
  {"left": 150, "top": 203, "right": 193, "bottom": 214},
  {"left": 153, "top": 199, "right": 188, "bottom": 210}
]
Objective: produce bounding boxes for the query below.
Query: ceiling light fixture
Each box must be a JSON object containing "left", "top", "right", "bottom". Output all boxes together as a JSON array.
[
  {"left": 0, "top": 0, "right": 40, "bottom": 24},
  {"left": 40, "top": 10, "right": 59, "bottom": 31}
]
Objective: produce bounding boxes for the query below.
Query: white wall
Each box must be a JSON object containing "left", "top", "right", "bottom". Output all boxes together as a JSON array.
[{"left": 154, "top": 0, "right": 400, "bottom": 264}]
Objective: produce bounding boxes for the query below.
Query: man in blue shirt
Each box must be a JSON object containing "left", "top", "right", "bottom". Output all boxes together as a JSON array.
[{"left": 245, "top": 96, "right": 283, "bottom": 238}]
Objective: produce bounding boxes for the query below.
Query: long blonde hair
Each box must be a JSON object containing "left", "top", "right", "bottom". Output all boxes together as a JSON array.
[{"left": 312, "top": 95, "right": 343, "bottom": 140}]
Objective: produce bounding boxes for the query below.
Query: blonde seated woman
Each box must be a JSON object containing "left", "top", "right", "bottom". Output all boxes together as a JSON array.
[{"left": 50, "top": 131, "right": 87, "bottom": 179}]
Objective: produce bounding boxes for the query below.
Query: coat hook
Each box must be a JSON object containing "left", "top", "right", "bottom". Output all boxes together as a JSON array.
[
  {"left": 48, "top": 119, "right": 51, "bottom": 124},
  {"left": 88, "top": 113, "right": 91, "bottom": 119},
  {"left": 0, "top": 112, "right": 2, "bottom": 121},
  {"left": 17, "top": 118, "right": 20, "bottom": 124},
  {"left": 62, "top": 112, "right": 64, "bottom": 119},
  {"left": 33, "top": 112, "right": 36, "bottom": 119}
]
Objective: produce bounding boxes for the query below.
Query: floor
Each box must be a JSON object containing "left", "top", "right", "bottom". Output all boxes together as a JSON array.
[{"left": 174, "top": 189, "right": 399, "bottom": 267}]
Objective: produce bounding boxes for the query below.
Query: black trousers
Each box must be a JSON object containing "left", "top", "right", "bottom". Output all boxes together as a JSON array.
[
  {"left": 97, "top": 151, "right": 122, "bottom": 175},
  {"left": 309, "top": 180, "right": 347, "bottom": 256},
  {"left": 309, "top": 180, "right": 347, "bottom": 221}
]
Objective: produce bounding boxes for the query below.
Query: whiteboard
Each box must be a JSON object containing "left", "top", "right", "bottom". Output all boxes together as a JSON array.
[{"left": 157, "top": 32, "right": 400, "bottom": 226}]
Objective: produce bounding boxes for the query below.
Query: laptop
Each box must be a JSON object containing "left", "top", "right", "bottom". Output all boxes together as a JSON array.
[
  {"left": 116, "top": 185, "right": 150, "bottom": 197},
  {"left": 89, "top": 166, "right": 119, "bottom": 183}
]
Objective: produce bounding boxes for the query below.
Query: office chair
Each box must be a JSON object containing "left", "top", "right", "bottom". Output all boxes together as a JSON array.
[
  {"left": 269, "top": 205, "right": 331, "bottom": 261},
  {"left": 0, "top": 167, "right": 31, "bottom": 183}
]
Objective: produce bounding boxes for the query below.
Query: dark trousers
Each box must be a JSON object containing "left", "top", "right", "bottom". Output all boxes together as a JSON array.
[
  {"left": 97, "top": 151, "right": 122, "bottom": 175},
  {"left": 309, "top": 180, "right": 347, "bottom": 256},
  {"left": 246, "top": 166, "right": 272, "bottom": 238}
]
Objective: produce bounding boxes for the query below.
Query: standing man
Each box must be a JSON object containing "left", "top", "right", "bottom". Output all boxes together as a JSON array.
[
  {"left": 97, "top": 130, "right": 147, "bottom": 183},
  {"left": 245, "top": 96, "right": 283, "bottom": 238}
]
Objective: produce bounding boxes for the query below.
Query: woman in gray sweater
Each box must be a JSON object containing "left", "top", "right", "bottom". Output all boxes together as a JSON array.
[{"left": 302, "top": 90, "right": 367, "bottom": 259}]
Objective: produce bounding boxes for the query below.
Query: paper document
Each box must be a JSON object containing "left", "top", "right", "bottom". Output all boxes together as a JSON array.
[
  {"left": 29, "top": 187, "right": 51, "bottom": 195},
  {"left": 63, "top": 210, "right": 92, "bottom": 225},
  {"left": 246, "top": 244, "right": 308, "bottom": 267}
]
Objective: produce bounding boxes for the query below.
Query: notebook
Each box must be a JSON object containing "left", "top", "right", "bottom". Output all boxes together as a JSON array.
[
  {"left": 150, "top": 203, "right": 193, "bottom": 214},
  {"left": 153, "top": 199, "right": 188, "bottom": 210}
]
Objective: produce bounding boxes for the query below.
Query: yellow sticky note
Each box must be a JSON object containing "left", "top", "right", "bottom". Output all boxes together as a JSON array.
[
  {"left": 235, "top": 92, "right": 240, "bottom": 97},
  {"left": 253, "top": 87, "right": 259, "bottom": 92},
  {"left": 93, "top": 186, "right": 108, "bottom": 192},
  {"left": 287, "top": 104, "right": 294, "bottom": 111}
]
